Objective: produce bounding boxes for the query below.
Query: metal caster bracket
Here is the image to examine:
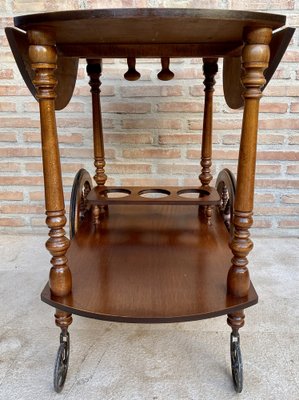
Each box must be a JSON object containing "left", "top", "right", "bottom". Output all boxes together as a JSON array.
[
  {"left": 54, "top": 331, "right": 70, "bottom": 393},
  {"left": 230, "top": 332, "right": 243, "bottom": 393}
]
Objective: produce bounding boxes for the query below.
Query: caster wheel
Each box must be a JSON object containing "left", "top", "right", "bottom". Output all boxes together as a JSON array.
[
  {"left": 54, "top": 332, "right": 70, "bottom": 393},
  {"left": 230, "top": 332, "right": 243, "bottom": 393},
  {"left": 216, "top": 168, "right": 236, "bottom": 237},
  {"left": 69, "top": 168, "right": 92, "bottom": 239}
]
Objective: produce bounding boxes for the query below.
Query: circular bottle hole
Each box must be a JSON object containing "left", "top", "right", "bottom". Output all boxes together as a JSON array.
[
  {"left": 100, "top": 188, "right": 131, "bottom": 198},
  {"left": 177, "top": 189, "right": 210, "bottom": 198},
  {"left": 138, "top": 189, "right": 171, "bottom": 198}
]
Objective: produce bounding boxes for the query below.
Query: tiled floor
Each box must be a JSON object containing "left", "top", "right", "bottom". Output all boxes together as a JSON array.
[{"left": 0, "top": 235, "right": 298, "bottom": 399}]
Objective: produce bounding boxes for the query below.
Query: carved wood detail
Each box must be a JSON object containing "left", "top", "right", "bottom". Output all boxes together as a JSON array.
[
  {"left": 86, "top": 59, "right": 107, "bottom": 186},
  {"left": 28, "top": 30, "right": 72, "bottom": 300},
  {"left": 227, "top": 27, "right": 272, "bottom": 298},
  {"left": 199, "top": 58, "right": 218, "bottom": 188}
]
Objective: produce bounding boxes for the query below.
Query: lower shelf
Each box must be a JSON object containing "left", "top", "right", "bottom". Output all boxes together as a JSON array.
[{"left": 41, "top": 204, "right": 258, "bottom": 323}]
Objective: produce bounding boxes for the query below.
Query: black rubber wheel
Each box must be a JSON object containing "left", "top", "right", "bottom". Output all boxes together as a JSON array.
[
  {"left": 216, "top": 168, "right": 236, "bottom": 237},
  {"left": 53, "top": 332, "right": 70, "bottom": 393},
  {"left": 69, "top": 168, "right": 92, "bottom": 239},
  {"left": 230, "top": 333, "right": 243, "bottom": 393}
]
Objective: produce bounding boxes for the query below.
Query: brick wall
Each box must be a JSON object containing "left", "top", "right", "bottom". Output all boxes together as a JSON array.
[{"left": 0, "top": 0, "right": 298, "bottom": 236}]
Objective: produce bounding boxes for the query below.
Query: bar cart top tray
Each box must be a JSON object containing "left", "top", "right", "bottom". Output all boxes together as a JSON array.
[
  {"left": 14, "top": 8, "right": 285, "bottom": 58},
  {"left": 41, "top": 204, "right": 258, "bottom": 323}
]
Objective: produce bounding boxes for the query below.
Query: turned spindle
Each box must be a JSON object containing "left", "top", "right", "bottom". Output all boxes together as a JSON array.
[
  {"left": 227, "top": 27, "right": 272, "bottom": 299},
  {"left": 157, "top": 57, "right": 174, "bottom": 81},
  {"left": 124, "top": 57, "right": 140, "bottom": 81}
]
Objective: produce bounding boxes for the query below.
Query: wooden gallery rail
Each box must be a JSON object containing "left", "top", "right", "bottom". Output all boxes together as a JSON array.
[{"left": 5, "top": 8, "right": 294, "bottom": 394}]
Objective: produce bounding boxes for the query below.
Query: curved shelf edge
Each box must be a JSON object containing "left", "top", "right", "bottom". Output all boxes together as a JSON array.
[
  {"left": 41, "top": 283, "right": 258, "bottom": 323},
  {"left": 41, "top": 204, "right": 258, "bottom": 324}
]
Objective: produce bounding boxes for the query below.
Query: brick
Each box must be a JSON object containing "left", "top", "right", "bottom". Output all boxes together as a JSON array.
[
  {"left": 260, "top": 102, "right": 288, "bottom": 113},
  {"left": 0, "top": 162, "right": 21, "bottom": 172},
  {"left": 257, "top": 151, "right": 299, "bottom": 161},
  {"left": 157, "top": 102, "right": 203, "bottom": 113},
  {"left": 123, "top": 148, "right": 181, "bottom": 159},
  {"left": 106, "top": 163, "right": 152, "bottom": 174},
  {"left": 0, "top": 69, "right": 13, "bottom": 79},
  {"left": 74, "top": 85, "right": 115, "bottom": 97},
  {"left": 0, "top": 204, "right": 44, "bottom": 214},
  {"left": 0, "top": 133, "right": 17, "bottom": 142},
  {"left": 278, "top": 219, "right": 299, "bottom": 228},
  {"left": 229, "top": 0, "right": 295, "bottom": 9},
  {"left": 25, "top": 162, "right": 84, "bottom": 173},
  {"left": 281, "top": 195, "right": 299, "bottom": 204},
  {"left": 13, "top": 1, "right": 46, "bottom": 13},
  {"left": 0, "top": 85, "right": 31, "bottom": 96},
  {"left": 157, "top": 164, "right": 200, "bottom": 175},
  {"left": 30, "top": 192, "right": 45, "bottom": 201},
  {"left": 0, "top": 176, "right": 44, "bottom": 186},
  {"left": 254, "top": 206, "right": 298, "bottom": 216},
  {"left": 187, "top": 149, "right": 239, "bottom": 160},
  {"left": 30, "top": 217, "right": 46, "bottom": 227},
  {"left": 282, "top": 50, "right": 299, "bottom": 62},
  {"left": 254, "top": 193, "right": 275, "bottom": 203},
  {"left": 59, "top": 147, "right": 115, "bottom": 160},
  {"left": 256, "top": 164, "right": 281, "bottom": 174},
  {"left": 23, "top": 132, "right": 83, "bottom": 144},
  {"left": 183, "top": 177, "right": 203, "bottom": 186},
  {"left": 290, "top": 102, "right": 299, "bottom": 112},
  {"left": 102, "top": 102, "right": 151, "bottom": 114},
  {"left": 252, "top": 219, "right": 272, "bottom": 228},
  {"left": 122, "top": 118, "right": 182, "bottom": 130},
  {"left": 174, "top": 68, "right": 202, "bottom": 79},
  {"left": 0, "top": 218, "right": 26, "bottom": 227},
  {"left": 0, "top": 117, "right": 40, "bottom": 128},
  {"left": 0, "top": 102, "right": 16, "bottom": 112},
  {"left": 259, "top": 118, "right": 299, "bottom": 130},
  {"left": 159, "top": 134, "right": 202, "bottom": 145},
  {"left": 266, "top": 86, "right": 299, "bottom": 97},
  {"left": 105, "top": 133, "right": 153, "bottom": 144},
  {"left": 120, "top": 177, "right": 179, "bottom": 186},
  {"left": 0, "top": 191, "right": 23, "bottom": 201},
  {"left": 121, "top": 85, "right": 183, "bottom": 98},
  {"left": 287, "top": 165, "right": 299, "bottom": 174},
  {"left": 0, "top": 148, "right": 41, "bottom": 157},
  {"left": 289, "top": 135, "right": 299, "bottom": 145},
  {"left": 188, "top": 119, "right": 241, "bottom": 131},
  {"left": 256, "top": 180, "right": 299, "bottom": 189}
]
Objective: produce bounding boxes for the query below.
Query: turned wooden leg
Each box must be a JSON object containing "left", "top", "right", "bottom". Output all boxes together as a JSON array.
[
  {"left": 227, "top": 27, "right": 272, "bottom": 298},
  {"left": 29, "top": 29, "right": 72, "bottom": 299},
  {"left": 199, "top": 58, "right": 218, "bottom": 224},
  {"left": 86, "top": 59, "right": 107, "bottom": 186}
]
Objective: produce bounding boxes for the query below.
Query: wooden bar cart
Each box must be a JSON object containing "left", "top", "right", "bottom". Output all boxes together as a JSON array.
[{"left": 5, "top": 8, "right": 293, "bottom": 394}]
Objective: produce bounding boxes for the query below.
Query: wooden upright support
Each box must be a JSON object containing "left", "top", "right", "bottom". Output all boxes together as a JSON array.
[
  {"left": 199, "top": 58, "right": 218, "bottom": 224},
  {"left": 28, "top": 29, "right": 72, "bottom": 330},
  {"left": 227, "top": 27, "right": 272, "bottom": 331},
  {"left": 86, "top": 59, "right": 107, "bottom": 186}
]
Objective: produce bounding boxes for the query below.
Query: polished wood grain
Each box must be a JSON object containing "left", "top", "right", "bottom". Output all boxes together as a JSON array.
[
  {"left": 199, "top": 58, "right": 218, "bottom": 188},
  {"left": 228, "top": 27, "right": 272, "bottom": 302},
  {"left": 7, "top": 8, "right": 291, "bottom": 332},
  {"left": 14, "top": 9, "right": 285, "bottom": 42},
  {"left": 87, "top": 186, "right": 220, "bottom": 206},
  {"left": 157, "top": 58, "right": 174, "bottom": 81},
  {"left": 223, "top": 27, "right": 295, "bottom": 110},
  {"left": 28, "top": 29, "right": 72, "bottom": 330},
  {"left": 86, "top": 59, "right": 107, "bottom": 186},
  {"left": 41, "top": 205, "right": 258, "bottom": 323},
  {"left": 5, "top": 27, "right": 79, "bottom": 111}
]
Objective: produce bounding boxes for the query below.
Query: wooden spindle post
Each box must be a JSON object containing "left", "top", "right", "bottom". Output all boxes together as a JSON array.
[
  {"left": 86, "top": 59, "right": 107, "bottom": 186},
  {"left": 199, "top": 58, "right": 218, "bottom": 224},
  {"left": 227, "top": 27, "right": 272, "bottom": 332},
  {"left": 28, "top": 29, "right": 72, "bottom": 330}
]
